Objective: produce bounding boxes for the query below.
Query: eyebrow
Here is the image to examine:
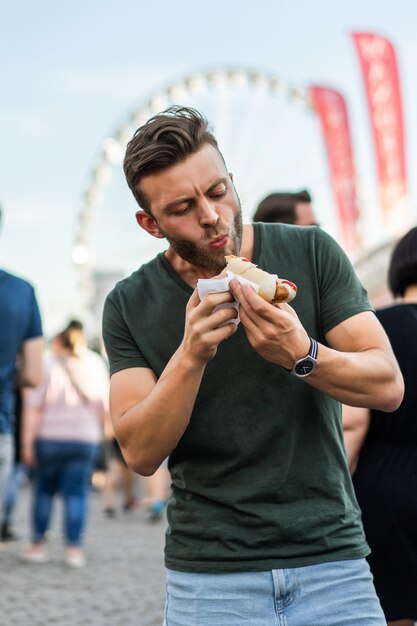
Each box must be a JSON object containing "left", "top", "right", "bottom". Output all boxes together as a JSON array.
[{"left": 161, "top": 178, "right": 228, "bottom": 214}]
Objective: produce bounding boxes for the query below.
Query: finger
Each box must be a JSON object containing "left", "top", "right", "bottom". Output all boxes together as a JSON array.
[
  {"left": 272, "top": 301, "right": 292, "bottom": 312},
  {"left": 196, "top": 305, "right": 239, "bottom": 334},
  {"left": 210, "top": 306, "right": 239, "bottom": 327},
  {"left": 187, "top": 288, "right": 234, "bottom": 312},
  {"left": 241, "top": 284, "right": 287, "bottom": 323},
  {"left": 233, "top": 281, "right": 290, "bottom": 324},
  {"left": 229, "top": 279, "right": 255, "bottom": 311},
  {"left": 198, "top": 291, "right": 235, "bottom": 316},
  {"left": 272, "top": 301, "right": 299, "bottom": 324},
  {"left": 208, "top": 318, "right": 239, "bottom": 344},
  {"left": 229, "top": 282, "right": 264, "bottom": 333}
]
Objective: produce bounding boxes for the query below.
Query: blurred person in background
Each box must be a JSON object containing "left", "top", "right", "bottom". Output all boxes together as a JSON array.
[
  {"left": 102, "top": 436, "right": 139, "bottom": 517},
  {"left": 100, "top": 339, "right": 169, "bottom": 523},
  {"left": 1, "top": 388, "right": 26, "bottom": 541},
  {"left": 102, "top": 425, "right": 169, "bottom": 522},
  {"left": 21, "top": 320, "right": 109, "bottom": 567},
  {"left": 140, "top": 459, "right": 169, "bottom": 523},
  {"left": 0, "top": 203, "right": 43, "bottom": 509},
  {"left": 253, "top": 189, "right": 317, "bottom": 225},
  {"left": 344, "top": 226, "right": 417, "bottom": 626}
]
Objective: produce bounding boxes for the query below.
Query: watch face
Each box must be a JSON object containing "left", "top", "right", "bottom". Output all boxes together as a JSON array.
[{"left": 294, "top": 359, "right": 315, "bottom": 376}]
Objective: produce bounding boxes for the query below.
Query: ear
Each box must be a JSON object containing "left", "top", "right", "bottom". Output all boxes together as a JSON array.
[{"left": 135, "top": 210, "right": 165, "bottom": 239}]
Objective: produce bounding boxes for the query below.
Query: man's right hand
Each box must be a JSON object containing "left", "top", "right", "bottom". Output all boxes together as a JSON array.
[{"left": 181, "top": 289, "right": 238, "bottom": 365}]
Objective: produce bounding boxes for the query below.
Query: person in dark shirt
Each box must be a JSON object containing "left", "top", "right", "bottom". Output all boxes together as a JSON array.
[
  {"left": 348, "top": 226, "right": 417, "bottom": 626},
  {"left": 0, "top": 204, "right": 43, "bottom": 505},
  {"left": 102, "top": 106, "right": 403, "bottom": 626},
  {"left": 253, "top": 189, "right": 317, "bottom": 225}
]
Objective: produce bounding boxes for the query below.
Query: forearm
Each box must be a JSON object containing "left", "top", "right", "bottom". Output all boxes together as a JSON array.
[
  {"left": 19, "top": 337, "right": 43, "bottom": 387},
  {"left": 113, "top": 348, "right": 206, "bottom": 475},
  {"left": 21, "top": 403, "right": 42, "bottom": 463},
  {"left": 230, "top": 275, "right": 404, "bottom": 413},
  {"left": 110, "top": 289, "right": 238, "bottom": 475},
  {"left": 306, "top": 344, "right": 403, "bottom": 411}
]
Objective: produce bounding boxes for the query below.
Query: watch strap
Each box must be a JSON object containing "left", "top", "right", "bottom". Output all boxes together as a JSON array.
[{"left": 308, "top": 337, "right": 318, "bottom": 361}]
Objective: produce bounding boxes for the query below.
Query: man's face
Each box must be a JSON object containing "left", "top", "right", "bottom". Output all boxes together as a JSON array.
[
  {"left": 295, "top": 202, "right": 317, "bottom": 226},
  {"left": 137, "top": 144, "right": 243, "bottom": 270}
]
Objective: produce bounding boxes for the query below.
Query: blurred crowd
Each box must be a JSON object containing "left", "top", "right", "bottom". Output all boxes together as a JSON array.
[{"left": 1, "top": 200, "right": 170, "bottom": 570}]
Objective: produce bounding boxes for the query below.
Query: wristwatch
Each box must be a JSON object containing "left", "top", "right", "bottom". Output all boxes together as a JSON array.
[{"left": 290, "top": 338, "right": 318, "bottom": 378}]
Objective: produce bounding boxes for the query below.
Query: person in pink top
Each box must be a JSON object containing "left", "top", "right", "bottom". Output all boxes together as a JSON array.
[{"left": 21, "top": 320, "right": 109, "bottom": 567}]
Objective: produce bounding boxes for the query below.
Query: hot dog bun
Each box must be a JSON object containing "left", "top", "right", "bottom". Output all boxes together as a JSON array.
[{"left": 224, "top": 255, "right": 297, "bottom": 304}]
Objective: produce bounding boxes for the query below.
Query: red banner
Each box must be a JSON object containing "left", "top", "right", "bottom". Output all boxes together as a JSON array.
[
  {"left": 309, "top": 85, "right": 360, "bottom": 251},
  {"left": 352, "top": 32, "right": 408, "bottom": 229}
]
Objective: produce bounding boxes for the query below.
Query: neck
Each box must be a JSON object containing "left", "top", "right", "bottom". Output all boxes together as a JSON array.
[
  {"left": 402, "top": 284, "right": 417, "bottom": 303},
  {"left": 164, "top": 250, "right": 217, "bottom": 288},
  {"left": 239, "top": 224, "right": 254, "bottom": 259}
]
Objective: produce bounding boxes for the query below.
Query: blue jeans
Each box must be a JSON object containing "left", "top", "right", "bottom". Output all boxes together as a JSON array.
[
  {"left": 2, "top": 462, "right": 28, "bottom": 522},
  {"left": 164, "top": 559, "right": 386, "bottom": 625},
  {"left": 32, "top": 440, "right": 98, "bottom": 546},
  {"left": 0, "top": 434, "right": 13, "bottom": 501}
]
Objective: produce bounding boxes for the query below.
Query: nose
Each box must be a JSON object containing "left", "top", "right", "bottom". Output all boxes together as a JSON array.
[{"left": 198, "top": 198, "right": 219, "bottom": 227}]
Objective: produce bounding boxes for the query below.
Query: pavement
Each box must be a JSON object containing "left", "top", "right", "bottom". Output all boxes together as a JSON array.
[{"left": 0, "top": 480, "right": 167, "bottom": 626}]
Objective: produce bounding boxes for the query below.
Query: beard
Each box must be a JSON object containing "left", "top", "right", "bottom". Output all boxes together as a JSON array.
[{"left": 158, "top": 208, "right": 243, "bottom": 271}]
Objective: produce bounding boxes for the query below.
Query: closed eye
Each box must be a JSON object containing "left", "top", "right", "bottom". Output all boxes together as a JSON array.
[
  {"left": 209, "top": 189, "right": 227, "bottom": 199},
  {"left": 172, "top": 204, "right": 193, "bottom": 216}
]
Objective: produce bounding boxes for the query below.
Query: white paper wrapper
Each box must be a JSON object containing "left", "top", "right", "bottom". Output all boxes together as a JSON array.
[{"left": 196, "top": 272, "right": 261, "bottom": 327}]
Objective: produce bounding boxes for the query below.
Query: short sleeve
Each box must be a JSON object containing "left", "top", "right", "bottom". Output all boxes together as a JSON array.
[
  {"left": 102, "top": 291, "right": 151, "bottom": 376},
  {"left": 314, "top": 228, "right": 374, "bottom": 334},
  {"left": 24, "top": 287, "right": 43, "bottom": 340}
]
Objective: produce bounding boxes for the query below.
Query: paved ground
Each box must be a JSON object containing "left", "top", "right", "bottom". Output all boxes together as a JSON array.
[{"left": 0, "top": 481, "right": 167, "bottom": 626}]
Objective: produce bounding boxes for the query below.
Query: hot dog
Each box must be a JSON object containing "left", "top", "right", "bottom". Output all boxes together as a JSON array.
[{"left": 224, "top": 255, "right": 297, "bottom": 304}]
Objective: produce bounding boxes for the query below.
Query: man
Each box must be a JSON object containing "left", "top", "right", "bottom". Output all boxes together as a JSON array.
[
  {"left": 253, "top": 189, "right": 317, "bottom": 225},
  {"left": 102, "top": 107, "right": 403, "bottom": 625},
  {"left": 0, "top": 204, "right": 43, "bottom": 504}
]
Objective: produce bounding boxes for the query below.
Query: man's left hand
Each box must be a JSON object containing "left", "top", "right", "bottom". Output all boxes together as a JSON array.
[{"left": 229, "top": 279, "right": 310, "bottom": 369}]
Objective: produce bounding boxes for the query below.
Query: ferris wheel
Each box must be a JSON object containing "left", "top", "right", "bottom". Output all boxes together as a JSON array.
[{"left": 72, "top": 66, "right": 336, "bottom": 312}]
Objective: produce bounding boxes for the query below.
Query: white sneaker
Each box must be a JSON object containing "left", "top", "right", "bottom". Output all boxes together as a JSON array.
[
  {"left": 20, "top": 546, "right": 49, "bottom": 564},
  {"left": 64, "top": 551, "right": 86, "bottom": 568}
]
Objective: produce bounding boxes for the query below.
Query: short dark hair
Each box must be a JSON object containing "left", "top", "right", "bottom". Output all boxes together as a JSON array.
[
  {"left": 388, "top": 226, "right": 417, "bottom": 297},
  {"left": 253, "top": 190, "right": 312, "bottom": 223},
  {"left": 123, "top": 106, "right": 219, "bottom": 214},
  {"left": 65, "top": 319, "right": 84, "bottom": 332}
]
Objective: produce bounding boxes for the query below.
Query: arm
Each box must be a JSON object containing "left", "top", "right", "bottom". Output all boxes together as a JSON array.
[
  {"left": 108, "top": 289, "right": 238, "bottom": 476},
  {"left": 229, "top": 280, "right": 404, "bottom": 412},
  {"left": 18, "top": 336, "right": 43, "bottom": 387},
  {"left": 21, "top": 392, "right": 43, "bottom": 467},
  {"left": 342, "top": 405, "right": 370, "bottom": 474}
]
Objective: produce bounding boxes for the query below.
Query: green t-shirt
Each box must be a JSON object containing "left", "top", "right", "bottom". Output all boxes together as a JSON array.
[{"left": 103, "top": 223, "right": 373, "bottom": 573}]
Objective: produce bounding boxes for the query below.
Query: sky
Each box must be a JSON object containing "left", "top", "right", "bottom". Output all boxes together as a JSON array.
[{"left": 1, "top": 0, "right": 416, "bottom": 337}]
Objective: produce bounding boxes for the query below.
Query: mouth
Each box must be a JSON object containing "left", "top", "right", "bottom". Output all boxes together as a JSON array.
[{"left": 210, "top": 235, "right": 229, "bottom": 249}]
